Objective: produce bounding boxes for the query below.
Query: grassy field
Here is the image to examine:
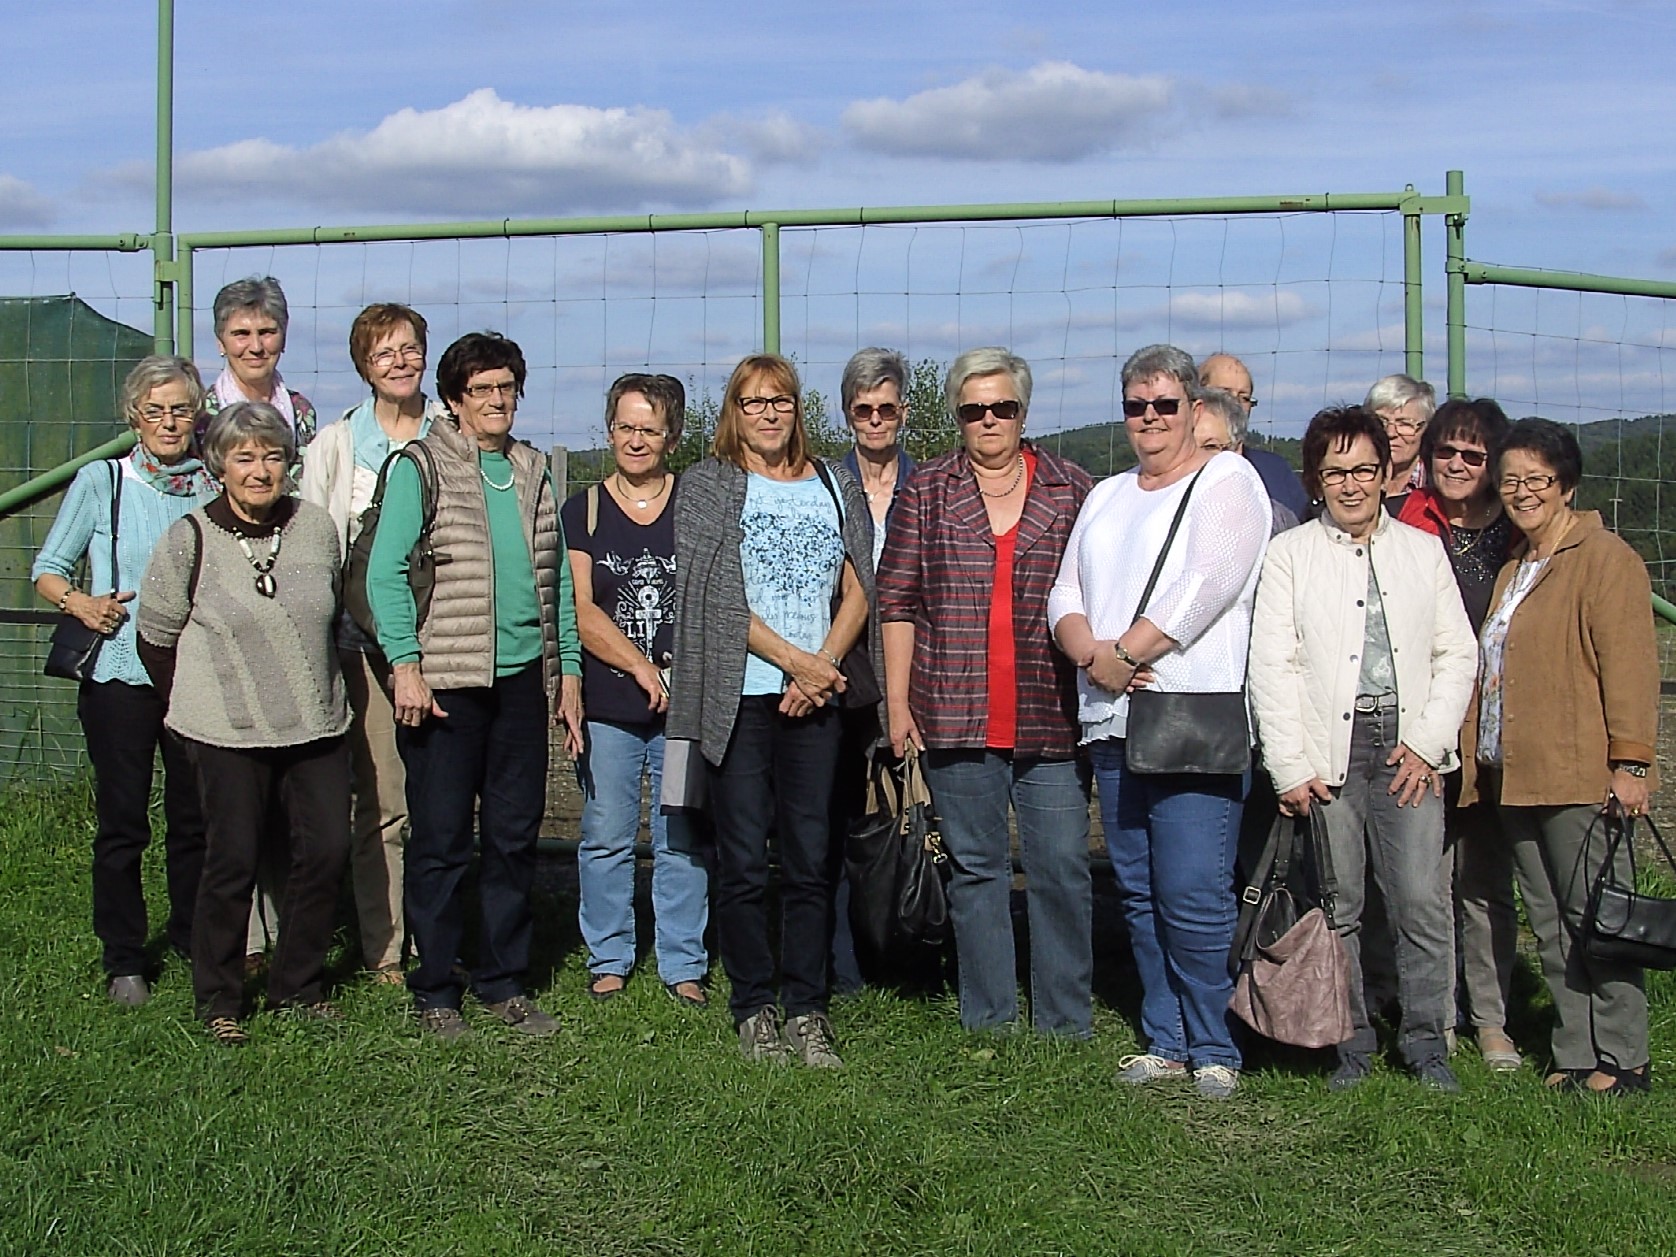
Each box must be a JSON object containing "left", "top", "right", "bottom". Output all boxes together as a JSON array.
[{"left": 4, "top": 783, "right": 1676, "bottom": 1257}]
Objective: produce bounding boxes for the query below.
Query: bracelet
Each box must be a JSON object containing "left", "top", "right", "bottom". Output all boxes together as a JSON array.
[
  {"left": 1113, "top": 641, "right": 1140, "bottom": 669},
  {"left": 819, "top": 649, "right": 842, "bottom": 669},
  {"left": 55, "top": 589, "right": 74, "bottom": 613}
]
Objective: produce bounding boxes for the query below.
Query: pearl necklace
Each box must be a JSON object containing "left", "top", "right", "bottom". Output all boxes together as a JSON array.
[
  {"left": 480, "top": 465, "right": 513, "bottom": 492},
  {"left": 617, "top": 471, "right": 669, "bottom": 509},
  {"left": 974, "top": 454, "right": 1025, "bottom": 498}
]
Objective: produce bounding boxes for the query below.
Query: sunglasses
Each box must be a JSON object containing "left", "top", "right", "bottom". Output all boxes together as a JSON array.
[
  {"left": 1122, "top": 397, "right": 1183, "bottom": 418},
  {"left": 850, "top": 402, "right": 901, "bottom": 423},
  {"left": 1434, "top": 443, "right": 1488, "bottom": 468},
  {"left": 955, "top": 399, "right": 1022, "bottom": 423}
]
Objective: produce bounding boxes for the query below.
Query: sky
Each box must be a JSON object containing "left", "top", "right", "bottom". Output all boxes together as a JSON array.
[{"left": 3, "top": 0, "right": 1675, "bottom": 447}]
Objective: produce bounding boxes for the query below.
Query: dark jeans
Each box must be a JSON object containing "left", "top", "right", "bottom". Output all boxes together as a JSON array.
[
  {"left": 78, "top": 680, "right": 205, "bottom": 977},
  {"left": 185, "top": 736, "right": 351, "bottom": 1019},
  {"left": 707, "top": 695, "right": 841, "bottom": 1021},
  {"left": 397, "top": 664, "right": 548, "bottom": 1011}
]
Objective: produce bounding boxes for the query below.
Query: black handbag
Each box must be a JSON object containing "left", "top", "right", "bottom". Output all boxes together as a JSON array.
[
  {"left": 44, "top": 460, "right": 122, "bottom": 683},
  {"left": 811, "top": 458, "right": 881, "bottom": 709},
  {"left": 1582, "top": 811, "right": 1676, "bottom": 971},
  {"left": 844, "top": 747, "right": 949, "bottom": 956},
  {"left": 1123, "top": 467, "right": 1250, "bottom": 775}
]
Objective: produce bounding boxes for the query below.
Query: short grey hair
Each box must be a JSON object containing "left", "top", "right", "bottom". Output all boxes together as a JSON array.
[
  {"left": 201, "top": 400, "right": 296, "bottom": 480},
  {"left": 1121, "top": 344, "right": 1199, "bottom": 397},
  {"left": 840, "top": 347, "right": 910, "bottom": 414},
  {"left": 945, "top": 347, "right": 1032, "bottom": 416},
  {"left": 213, "top": 276, "right": 290, "bottom": 338},
  {"left": 1364, "top": 373, "right": 1436, "bottom": 421},
  {"left": 121, "top": 355, "right": 204, "bottom": 428},
  {"left": 1197, "top": 387, "right": 1249, "bottom": 446}
]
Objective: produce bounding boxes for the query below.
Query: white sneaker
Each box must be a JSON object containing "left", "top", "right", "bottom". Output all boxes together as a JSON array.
[
  {"left": 1116, "top": 1053, "right": 1187, "bottom": 1084},
  {"left": 784, "top": 1012, "right": 844, "bottom": 1069},
  {"left": 1193, "top": 1064, "right": 1240, "bottom": 1099}
]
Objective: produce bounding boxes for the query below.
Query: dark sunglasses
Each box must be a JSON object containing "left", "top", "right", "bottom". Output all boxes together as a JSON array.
[
  {"left": 1122, "top": 397, "right": 1183, "bottom": 418},
  {"left": 956, "top": 399, "right": 1023, "bottom": 423},
  {"left": 850, "top": 402, "right": 901, "bottom": 423},
  {"left": 1434, "top": 443, "right": 1488, "bottom": 468}
]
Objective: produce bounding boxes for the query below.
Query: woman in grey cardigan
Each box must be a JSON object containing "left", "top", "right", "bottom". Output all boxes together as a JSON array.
[{"left": 138, "top": 402, "right": 351, "bottom": 1047}]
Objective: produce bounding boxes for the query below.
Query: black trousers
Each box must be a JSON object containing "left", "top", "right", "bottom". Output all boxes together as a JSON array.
[
  {"left": 184, "top": 736, "right": 351, "bottom": 1019},
  {"left": 78, "top": 679, "right": 205, "bottom": 977}
]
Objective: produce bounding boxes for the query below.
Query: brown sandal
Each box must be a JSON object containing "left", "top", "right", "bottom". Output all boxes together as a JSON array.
[{"left": 588, "top": 974, "right": 627, "bottom": 1001}]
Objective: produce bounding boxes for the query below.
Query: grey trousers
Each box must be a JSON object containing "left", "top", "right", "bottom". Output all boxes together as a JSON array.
[
  {"left": 1494, "top": 794, "right": 1649, "bottom": 1072},
  {"left": 1321, "top": 708, "right": 1454, "bottom": 1063}
]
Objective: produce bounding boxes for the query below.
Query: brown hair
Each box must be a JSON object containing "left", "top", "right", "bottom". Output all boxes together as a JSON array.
[
  {"left": 606, "top": 372, "right": 687, "bottom": 447},
  {"left": 1300, "top": 405, "right": 1392, "bottom": 499},
  {"left": 712, "top": 354, "right": 809, "bottom": 471},
  {"left": 348, "top": 303, "right": 429, "bottom": 385}
]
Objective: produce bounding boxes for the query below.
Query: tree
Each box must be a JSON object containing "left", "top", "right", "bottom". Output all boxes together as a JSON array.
[{"left": 902, "top": 357, "right": 958, "bottom": 463}]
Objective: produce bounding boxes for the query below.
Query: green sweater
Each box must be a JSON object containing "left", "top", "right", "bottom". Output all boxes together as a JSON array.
[{"left": 367, "top": 448, "right": 581, "bottom": 678}]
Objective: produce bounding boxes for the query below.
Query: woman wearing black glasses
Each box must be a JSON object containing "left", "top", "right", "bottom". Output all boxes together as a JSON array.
[{"left": 878, "top": 347, "right": 1094, "bottom": 1037}]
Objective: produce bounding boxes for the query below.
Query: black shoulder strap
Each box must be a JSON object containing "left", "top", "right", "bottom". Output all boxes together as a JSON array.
[
  {"left": 810, "top": 457, "right": 845, "bottom": 523},
  {"left": 185, "top": 513, "right": 205, "bottom": 605},
  {"left": 106, "top": 459, "right": 123, "bottom": 592},
  {"left": 1134, "top": 467, "right": 1205, "bottom": 618}
]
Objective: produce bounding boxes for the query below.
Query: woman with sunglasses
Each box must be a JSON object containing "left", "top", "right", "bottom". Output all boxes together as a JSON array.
[
  {"left": 1049, "top": 344, "right": 1269, "bottom": 1096},
  {"left": 879, "top": 347, "right": 1094, "bottom": 1037},
  {"left": 1462, "top": 419, "right": 1659, "bottom": 1096},
  {"left": 1395, "top": 398, "right": 1523, "bottom": 1069}
]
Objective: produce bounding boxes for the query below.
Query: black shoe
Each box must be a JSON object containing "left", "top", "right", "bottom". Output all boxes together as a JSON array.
[
  {"left": 485, "top": 995, "right": 559, "bottom": 1036},
  {"left": 1329, "top": 1053, "right": 1372, "bottom": 1092},
  {"left": 1412, "top": 1056, "right": 1462, "bottom": 1093}
]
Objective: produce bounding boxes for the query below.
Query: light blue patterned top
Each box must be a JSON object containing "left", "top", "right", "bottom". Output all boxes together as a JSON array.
[
  {"left": 32, "top": 457, "right": 215, "bottom": 687},
  {"left": 739, "top": 472, "right": 844, "bottom": 696}
]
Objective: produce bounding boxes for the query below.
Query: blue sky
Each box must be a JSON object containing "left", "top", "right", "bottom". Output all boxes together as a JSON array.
[{"left": 4, "top": 0, "right": 1674, "bottom": 446}]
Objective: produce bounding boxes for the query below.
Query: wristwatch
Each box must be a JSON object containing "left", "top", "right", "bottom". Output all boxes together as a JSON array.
[
  {"left": 1611, "top": 761, "right": 1650, "bottom": 779},
  {"left": 1113, "top": 642, "right": 1141, "bottom": 669}
]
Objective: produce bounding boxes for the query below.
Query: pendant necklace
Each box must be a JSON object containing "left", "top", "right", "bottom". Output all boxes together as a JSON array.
[
  {"left": 975, "top": 454, "right": 1025, "bottom": 498},
  {"left": 237, "top": 530, "right": 282, "bottom": 598},
  {"left": 617, "top": 471, "right": 669, "bottom": 510}
]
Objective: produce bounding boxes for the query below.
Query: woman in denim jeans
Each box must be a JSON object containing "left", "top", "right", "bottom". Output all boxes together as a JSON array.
[
  {"left": 1050, "top": 344, "right": 1269, "bottom": 1098},
  {"left": 563, "top": 373, "right": 709, "bottom": 1007},
  {"left": 879, "top": 347, "right": 1094, "bottom": 1038}
]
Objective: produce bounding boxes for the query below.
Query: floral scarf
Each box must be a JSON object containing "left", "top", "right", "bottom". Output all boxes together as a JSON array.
[
  {"left": 211, "top": 366, "right": 298, "bottom": 429},
  {"left": 129, "top": 445, "right": 215, "bottom": 498}
]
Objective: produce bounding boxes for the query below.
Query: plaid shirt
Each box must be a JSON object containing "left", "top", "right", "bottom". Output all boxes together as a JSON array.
[{"left": 877, "top": 442, "right": 1092, "bottom": 758}]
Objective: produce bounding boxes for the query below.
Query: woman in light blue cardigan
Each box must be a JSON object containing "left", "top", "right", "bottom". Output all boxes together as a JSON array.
[{"left": 32, "top": 356, "right": 218, "bottom": 1007}]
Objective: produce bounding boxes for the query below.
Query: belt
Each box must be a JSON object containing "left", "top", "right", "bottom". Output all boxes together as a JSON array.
[{"left": 1353, "top": 694, "right": 1398, "bottom": 713}]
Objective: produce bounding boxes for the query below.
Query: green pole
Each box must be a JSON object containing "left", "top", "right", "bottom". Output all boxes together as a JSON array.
[
  {"left": 1445, "top": 170, "right": 1467, "bottom": 398},
  {"left": 761, "top": 222, "right": 780, "bottom": 354},
  {"left": 177, "top": 242, "right": 194, "bottom": 359},
  {"left": 151, "top": 0, "right": 175, "bottom": 354},
  {"left": 1403, "top": 188, "right": 1423, "bottom": 380},
  {"left": 1460, "top": 262, "right": 1676, "bottom": 301},
  {"left": 0, "top": 432, "right": 137, "bottom": 517}
]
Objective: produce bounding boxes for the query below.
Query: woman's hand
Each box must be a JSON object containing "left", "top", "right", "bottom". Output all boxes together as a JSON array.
[
  {"left": 786, "top": 648, "right": 844, "bottom": 707},
  {"left": 1386, "top": 743, "right": 1441, "bottom": 808},
  {"left": 1606, "top": 767, "right": 1652, "bottom": 818},
  {"left": 555, "top": 673, "right": 585, "bottom": 757},
  {"left": 1086, "top": 641, "right": 1138, "bottom": 694},
  {"left": 780, "top": 680, "right": 817, "bottom": 719},
  {"left": 392, "top": 661, "right": 447, "bottom": 727},
  {"left": 630, "top": 659, "right": 669, "bottom": 715},
  {"left": 889, "top": 703, "right": 925, "bottom": 758},
  {"left": 72, "top": 589, "right": 135, "bottom": 635},
  {"left": 1278, "top": 778, "right": 1332, "bottom": 816}
]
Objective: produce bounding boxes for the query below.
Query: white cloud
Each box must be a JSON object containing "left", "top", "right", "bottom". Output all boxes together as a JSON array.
[
  {"left": 1168, "top": 290, "right": 1316, "bottom": 329},
  {"left": 165, "top": 89, "right": 754, "bottom": 217},
  {"left": 1533, "top": 187, "right": 1646, "bottom": 212},
  {"left": 700, "top": 111, "right": 825, "bottom": 166},
  {"left": 0, "top": 174, "right": 54, "bottom": 228},
  {"left": 842, "top": 62, "right": 1173, "bottom": 162}
]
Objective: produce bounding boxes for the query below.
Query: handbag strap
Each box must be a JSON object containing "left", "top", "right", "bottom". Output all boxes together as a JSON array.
[
  {"left": 1133, "top": 467, "right": 1205, "bottom": 619},
  {"left": 1304, "top": 803, "right": 1343, "bottom": 927},
  {"left": 106, "top": 459, "right": 123, "bottom": 592}
]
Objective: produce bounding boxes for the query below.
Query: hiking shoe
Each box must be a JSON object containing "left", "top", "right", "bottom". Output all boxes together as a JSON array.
[
  {"left": 206, "top": 1016, "right": 248, "bottom": 1048},
  {"left": 484, "top": 995, "right": 559, "bottom": 1036},
  {"left": 738, "top": 1005, "right": 790, "bottom": 1063},
  {"left": 1116, "top": 1053, "right": 1187, "bottom": 1085},
  {"left": 1193, "top": 1065, "right": 1240, "bottom": 1099},
  {"left": 107, "top": 974, "right": 150, "bottom": 1007},
  {"left": 1412, "top": 1056, "right": 1462, "bottom": 1093},
  {"left": 1329, "top": 1052, "right": 1373, "bottom": 1092},
  {"left": 418, "top": 1007, "right": 470, "bottom": 1042},
  {"left": 281, "top": 1000, "right": 345, "bottom": 1022},
  {"left": 784, "top": 1012, "right": 844, "bottom": 1069},
  {"left": 1476, "top": 1028, "right": 1523, "bottom": 1072}
]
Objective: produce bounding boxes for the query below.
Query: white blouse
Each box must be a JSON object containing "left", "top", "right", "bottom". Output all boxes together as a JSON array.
[{"left": 1048, "top": 452, "right": 1271, "bottom": 742}]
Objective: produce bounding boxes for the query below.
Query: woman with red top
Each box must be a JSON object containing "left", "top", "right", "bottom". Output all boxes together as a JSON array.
[
  {"left": 1397, "top": 397, "right": 1523, "bottom": 1070},
  {"left": 877, "top": 347, "right": 1094, "bottom": 1036}
]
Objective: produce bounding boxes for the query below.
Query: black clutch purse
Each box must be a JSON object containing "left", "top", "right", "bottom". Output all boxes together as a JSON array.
[
  {"left": 1583, "top": 810, "right": 1676, "bottom": 971},
  {"left": 43, "top": 460, "right": 122, "bottom": 683}
]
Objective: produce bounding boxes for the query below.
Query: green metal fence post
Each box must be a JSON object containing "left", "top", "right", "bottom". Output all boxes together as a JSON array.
[
  {"left": 176, "top": 242, "right": 194, "bottom": 359},
  {"left": 150, "top": 0, "right": 176, "bottom": 355},
  {"left": 1445, "top": 170, "right": 1467, "bottom": 398},
  {"left": 761, "top": 222, "right": 780, "bottom": 354},
  {"left": 1403, "top": 187, "right": 1424, "bottom": 381}
]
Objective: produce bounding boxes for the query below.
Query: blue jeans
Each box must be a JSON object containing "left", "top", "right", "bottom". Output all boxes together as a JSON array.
[
  {"left": 922, "top": 750, "right": 1092, "bottom": 1036},
  {"left": 1091, "top": 738, "right": 1244, "bottom": 1070},
  {"left": 576, "top": 719, "right": 709, "bottom": 985}
]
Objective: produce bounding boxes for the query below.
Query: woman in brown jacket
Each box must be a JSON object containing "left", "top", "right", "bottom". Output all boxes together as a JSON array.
[{"left": 1466, "top": 418, "right": 1659, "bottom": 1096}]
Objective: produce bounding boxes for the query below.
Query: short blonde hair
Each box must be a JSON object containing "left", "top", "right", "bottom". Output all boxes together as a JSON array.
[{"left": 120, "top": 356, "right": 204, "bottom": 429}]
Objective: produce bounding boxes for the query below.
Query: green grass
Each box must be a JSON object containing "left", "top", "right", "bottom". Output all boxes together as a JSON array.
[{"left": 5, "top": 784, "right": 1676, "bottom": 1256}]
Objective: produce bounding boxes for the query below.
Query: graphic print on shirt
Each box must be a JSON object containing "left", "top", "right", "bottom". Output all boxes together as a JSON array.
[{"left": 598, "top": 548, "right": 677, "bottom": 674}]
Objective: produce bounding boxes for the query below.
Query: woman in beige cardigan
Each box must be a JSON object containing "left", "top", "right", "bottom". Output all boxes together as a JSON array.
[{"left": 1464, "top": 418, "right": 1660, "bottom": 1097}]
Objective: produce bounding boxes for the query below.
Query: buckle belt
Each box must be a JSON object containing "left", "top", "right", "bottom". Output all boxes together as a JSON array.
[{"left": 1353, "top": 694, "right": 1397, "bottom": 713}]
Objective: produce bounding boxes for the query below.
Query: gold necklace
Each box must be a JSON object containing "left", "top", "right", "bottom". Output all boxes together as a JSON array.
[
  {"left": 974, "top": 454, "right": 1024, "bottom": 498},
  {"left": 617, "top": 471, "right": 669, "bottom": 509}
]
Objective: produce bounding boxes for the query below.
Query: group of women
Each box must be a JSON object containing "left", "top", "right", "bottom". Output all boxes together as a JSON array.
[{"left": 37, "top": 284, "right": 1660, "bottom": 1093}]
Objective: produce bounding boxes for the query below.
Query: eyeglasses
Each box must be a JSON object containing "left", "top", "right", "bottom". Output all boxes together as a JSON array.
[
  {"left": 1500, "top": 473, "right": 1559, "bottom": 495},
  {"left": 1200, "top": 439, "right": 1233, "bottom": 453},
  {"left": 1235, "top": 393, "right": 1258, "bottom": 409},
  {"left": 1382, "top": 415, "right": 1426, "bottom": 435},
  {"left": 1434, "top": 443, "right": 1488, "bottom": 468},
  {"left": 463, "top": 380, "right": 518, "bottom": 399},
  {"left": 1121, "top": 397, "right": 1184, "bottom": 418},
  {"left": 137, "top": 403, "right": 195, "bottom": 424},
  {"left": 739, "top": 395, "right": 796, "bottom": 415},
  {"left": 955, "top": 399, "right": 1023, "bottom": 423},
  {"left": 612, "top": 422, "right": 669, "bottom": 442},
  {"left": 850, "top": 402, "right": 901, "bottom": 423},
  {"left": 369, "top": 344, "right": 424, "bottom": 368},
  {"left": 1318, "top": 464, "right": 1383, "bottom": 486}
]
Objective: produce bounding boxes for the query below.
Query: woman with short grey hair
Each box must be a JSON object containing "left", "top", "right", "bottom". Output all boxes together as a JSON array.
[
  {"left": 138, "top": 401, "right": 350, "bottom": 1046},
  {"left": 32, "top": 355, "right": 217, "bottom": 1008},
  {"left": 201, "top": 276, "right": 318, "bottom": 457},
  {"left": 1365, "top": 373, "right": 1437, "bottom": 509}
]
